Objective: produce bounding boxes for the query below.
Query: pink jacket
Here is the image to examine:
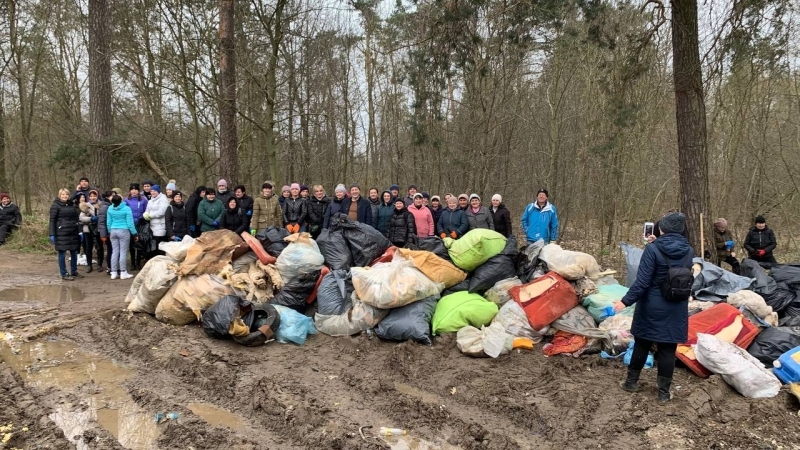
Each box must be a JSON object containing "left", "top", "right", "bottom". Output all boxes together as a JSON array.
[{"left": 408, "top": 205, "right": 434, "bottom": 237}]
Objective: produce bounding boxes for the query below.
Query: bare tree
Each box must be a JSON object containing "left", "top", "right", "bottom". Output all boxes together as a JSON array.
[{"left": 219, "top": 0, "right": 238, "bottom": 184}]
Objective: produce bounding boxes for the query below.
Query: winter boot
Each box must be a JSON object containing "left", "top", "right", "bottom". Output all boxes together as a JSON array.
[
  {"left": 619, "top": 369, "right": 641, "bottom": 392},
  {"left": 657, "top": 376, "right": 672, "bottom": 403},
  {"left": 87, "top": 264, "right": 93, "bottom": 273}
]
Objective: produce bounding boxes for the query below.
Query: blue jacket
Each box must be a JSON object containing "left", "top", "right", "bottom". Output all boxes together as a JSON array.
[
  {"left": 437, "top": 208, "right": 469, "bottom": 238},
  {"left": 621, "top": 233, "right": 694, "bottom": 343},
  {"left": 106, "top": 203, "right": 137, "bottom": 235},
  {"left": 521, "top": 201, "right": 558, "bottom": 244},
  {"left": 125, "top": 195, "right": 148, "bottom": 222}
]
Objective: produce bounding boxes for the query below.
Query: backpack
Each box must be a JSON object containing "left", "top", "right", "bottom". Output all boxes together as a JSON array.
[{"left": 653, "top": 246, "right": 693, "bottom": 303}]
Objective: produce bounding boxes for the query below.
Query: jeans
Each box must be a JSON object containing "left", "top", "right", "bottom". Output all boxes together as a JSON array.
[
  {"left": 58, "top": 250, "right": 78, "bottom": 277},
  {"left": 82, "top": 231, "right": 96, "bottom": 267},
  {"left": 628, "top": 338, "right": 678, "bottom": 379},
  {"left": 111, "top": 229, "right": 132, "bottom": 273},
  {"left": 104, "top": 238, "right": 112, "bottom": 268},
  {"left": 0, "top": 224, "right": 12, "bottom": 244}
]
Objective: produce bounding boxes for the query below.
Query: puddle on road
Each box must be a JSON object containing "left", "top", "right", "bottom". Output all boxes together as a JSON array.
[
  {"left": 394, "top": 381, "right": 442, "bottom": 405},
  {"left": 188, "top": 402, "right": 247, "bottom": 431},
  {"left": 0, "top": 338, "right": 159, "bottom": 449},
  {"left": 383, "top": 435, "right": 462, "bottom": 450},
  {"left": 0, "top": 285, "right": 84, "bottom": 303}
]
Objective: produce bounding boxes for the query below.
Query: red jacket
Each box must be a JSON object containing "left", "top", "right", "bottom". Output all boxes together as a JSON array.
[{"left": 408, "top": 204, "right": 434, "bottom": 237}]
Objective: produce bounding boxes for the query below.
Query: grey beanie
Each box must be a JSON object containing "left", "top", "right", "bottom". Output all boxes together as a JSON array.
[{"left": 659, "top": 212, "right": 686, "bottom": 235}]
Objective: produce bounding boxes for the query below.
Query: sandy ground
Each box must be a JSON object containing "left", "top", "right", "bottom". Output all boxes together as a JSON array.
[{"left": 2, "top": 247, "right": 800, "bottom": 450}]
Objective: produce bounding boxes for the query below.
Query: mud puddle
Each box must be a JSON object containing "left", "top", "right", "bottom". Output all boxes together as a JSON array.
[
  {"left": 0, "top": 337, "right": 159, "bottom": 449},
  {"left": 0, "top": 285, "right": 84, "bottom": 303},
  {"left": 383, "top": 433, "right": 461, "bottom": 450},
  {"left": 187, "top": 402, "right": 247, "bottom": 430}
]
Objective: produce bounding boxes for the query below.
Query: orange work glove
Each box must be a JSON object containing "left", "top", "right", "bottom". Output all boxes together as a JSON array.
[
  {"left": 450, "top": 231, "right": 458, "bottom": 239},
  {"left": 440, "top": 232, "right": 447, "bottom": 239},
  {"left": 100, "top": 237, "right": 107, "bottom": 243}
]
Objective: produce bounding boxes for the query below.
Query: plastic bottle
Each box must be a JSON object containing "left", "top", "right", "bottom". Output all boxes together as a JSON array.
[{"left": 378, "top": 427, "right": 408, "bottom": 436}]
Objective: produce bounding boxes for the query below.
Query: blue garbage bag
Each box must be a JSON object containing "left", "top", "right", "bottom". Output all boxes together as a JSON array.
[
  {"left": 601, "top": 340, "right": 653, "bottom": 369},
  {"left": 272, "top": 305, "right": 317, "bottom": 345}
]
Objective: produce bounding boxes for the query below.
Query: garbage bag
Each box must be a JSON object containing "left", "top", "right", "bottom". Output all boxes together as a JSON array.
[
  {"left": 468, "top": 255, "right": 517, "bottom": 295},
  {"left": 270, "top": 270, "right": 319, "bottom": 312},
  {"left": 770, "top": 265, "right": 800, "bottom": 289},
  {"left": 158, "top": 236, "right": 196, "bottom": 262},
  {"left": 599, "top": 315, "right": 634, "bottom": 354},
  {"left": 375, "top": 297, "right": 438, "bottom": 345},
  {"left": 441, "top": 278, "right": 471, "bottom": 297},
  {"left": 272, "top": 305, "right": 316, "bottom": 345},
  {"left": 133, "top": 220, "right": 158, "bottom": 253},
  {"left": 126, "top": 256, "right": 177, "bottom": 314},
  {"left": 275, "top": 233, "right": 325, "bottom": 283},
  {"left": 256, "top": 227, "right": 290, "bottom": 257},
  {"left": 231, "top": 251, "right": 258, "bottom": 273},
  {"left": 746, "top": 326, "right": 800, "bottom": 367},
  {"left": 692, "top": 260, "right": 754, "bottom": 302},
  {"left": 739, "top": 259, "right": 777, "bottom": 296},
  {"left": 329, "top": 213, "right": 391, "bottom": 267},
  {"left": 396, "top": 248, "right": 467, "bottom": 288},
  {"left": 779, "top": 316, "right": 800, "bottom": 327},
  {"left": 484, "top": 277, "right": 523, "bottom": 306},
  {"left": 500, "top": 235, "right": 519, "bottom": 258},
  {"left": 432, "top": 291, "right": 499, "bottom": 335},
  {"left": 696, "top": 333, "right": 781, "bottom": 398},
  {"left": 620, "top": 242, "right": 644, "bottom": 288},
  {"left": 178, "top": 230, "right": 243, "bottom": 277},
  {"left": 315, "top": 294, "right": 388, "bottom": 336},
  {"left": 202, "top": 295, "right": 281, "bottom": 347},
  {"left": 517, "top": 239, "right": 545, "bottom": 284},
  {"left": 201, "top": 295, "right": 249, "bottom": 339},
  {"left": 542, "top": 331, "right": 589, "bottom": 357},
  {"left": 443, "top": 229, "right": 507, "bottom": 272},
  {"left": 156, "top": 274, "right": 235, "bottom": 325},
  {"left": 551, "top": 306, "right": 607, "bottom": 340},
  {"left": 726, "top": 290, "right": 773, "bottom": 320},
  {"left": 581, "top": 285, "right": 635, "bottom": 323},
  {"left": 539, "top": 244, "right": 601, "bottom": 280},
  {"left": 352, "top": 259, "right": 443, "bottom": 309},
  {"left": 407, "top": 236, "right": 451, "bottom": 261},
  {"left": 571, "top": 277, "right": 599, "bottom": 298},
  {"left": 317, "top": 228, "right": 353, "bottom": 270},
  {"left": 316, "top": 269, "right": 354, "bottom": 315},
  {"left": 457, "top": 323, "right": 512, "bottom": 358},
  {"left": 491, "top": 301, "right": 540, "bottom": 342},
  {"left": 763, "top": 282, "right": 798, "bottom": 314}
]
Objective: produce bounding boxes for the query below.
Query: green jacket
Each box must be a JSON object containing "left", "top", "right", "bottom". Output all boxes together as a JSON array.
[
  {"left": 198, "top": 198, "right": 224, "bottom": 232},
  {"left": 713, "top": 227, "right": 734, "bottom": 256}
]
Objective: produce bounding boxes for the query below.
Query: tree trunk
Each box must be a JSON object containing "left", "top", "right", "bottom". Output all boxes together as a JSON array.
[
  {"left": 671, "top": 0, "right": 710, "bottom": 254},
  {"left": 88, "top": 0, "right": 114, "bottom": 191},
  {"left": 0, "top": 99, "right": 7, "bottom": 192},
  {"left": 219, "top": 0, "right": 239, "bottom": 185},
  {"left": 264, "top": 0, "right": 286, "bottom": 184}
]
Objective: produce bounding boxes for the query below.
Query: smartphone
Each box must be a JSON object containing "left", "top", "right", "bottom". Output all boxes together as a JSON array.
[{"left": 644, "top": 222, "right": 654, "bottom": 238}]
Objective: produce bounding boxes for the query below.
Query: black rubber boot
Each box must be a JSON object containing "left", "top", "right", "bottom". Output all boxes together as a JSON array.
[
  {"left": 620, "top": 369, "right": 641, "bottom": 392},
  {"left": 657, "top": 376, "right": 672, "bottom": 403},
  {"left": 87, "top": 265, "right": 93, "bottom": 273}
]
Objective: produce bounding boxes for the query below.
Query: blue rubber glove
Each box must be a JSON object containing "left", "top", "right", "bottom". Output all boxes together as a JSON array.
[
  {"left": 726, "top": 240, "right": 734, "bottom": 250},
  {"left": 247, "top": 210, "right": 252, "bottom": 217},
  {"left": 173, "top": 236, "right": 181, "bottom": 242},
  {"left": 189, "top": 225, "right": 196, "bottom": 232},
  {"left": 212, "top": 221, "right": 219, "bottom": 227},
  {"left": 79, "top": 233, "right": 84, "bottom": 242},
  {"left": 91, "top": 216, "right": 99, "bottom": 223},
  {"left": 49, "top": 235, "right": 55, "bottom": 245}
]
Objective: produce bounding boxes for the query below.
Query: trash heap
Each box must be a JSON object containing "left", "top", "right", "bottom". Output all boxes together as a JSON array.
[{"left": 121, "top": 215, "right": 800, "bottom": 400}]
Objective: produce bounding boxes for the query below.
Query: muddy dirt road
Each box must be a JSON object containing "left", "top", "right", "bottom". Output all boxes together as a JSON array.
[{"left": 2, "top": 248, "right": 800, "bottom": 450}]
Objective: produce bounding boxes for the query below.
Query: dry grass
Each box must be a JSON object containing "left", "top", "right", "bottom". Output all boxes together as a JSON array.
[{"left": 5, "top": 213, "right": 54, "bottom": 253}]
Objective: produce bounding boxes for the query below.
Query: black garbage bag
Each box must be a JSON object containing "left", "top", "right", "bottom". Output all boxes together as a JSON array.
[
  {"left": 441, "top": 277, "right": 471, "bottom": 297},
  {"left": 517, "top": 239, "right": 544, "bottom": 284},
  {"left": 330, "top": 213, "right": 391, "bottom": 267},
  {"left": 201, "top": 295, "right": 281, "bottom": 347},
  {"left": 739, "top": 259, "right": 777, "bottom": 297},
  {"left": 469, "top": 255, "right": 516, "bottom": 295},
  {"left": 375, "top": 297, "right": 438, "bottom": 345},
  {"left": 780, "top": 316, "right": 800, "bottom": 327},
  {"left": 500, "top": 235, "right": 518, "bottom": 258},
  {"left": 406, "top": 236, "right": 450, "bottom": 261},
  {"left": 770, "top": 265, "right": 800, "bottom": 289},
  {"left": 747, "top": 326, "right": 800, "bottom": 367},
  {"left": 256, "top": 227, "right": 290, "bottom": 257},
  {"left": 316, "top": 269, "right": 354, "bottom": 315},
  {"left": 270, "top": 270, "right": 320, "bottom": 313},
  {"left": 133, "top": 220, "right": 157, "bottom": 253},
  {"left": 763, "top": 282, "right": 798, "bottom": 314},
  {"left": 317, "top": 228, "right": 353, "bottom": 270}
]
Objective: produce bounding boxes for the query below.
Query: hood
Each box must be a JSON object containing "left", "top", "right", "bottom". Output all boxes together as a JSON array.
[
  {"left": 193, "top": 186, "right": 206, "bottom": 196},
  {"left": 380, "top": 191, "right": 393, "bottom": 206},
  {"left": 534, "top": 201, "right": 553, "bottom": 213},
  {"left": 78, "top": 202, "right": 91, "bottom": 213},
  {"left": 259, "top": 193, "right": 274, "bottom": 200},
  {"left": 226, "top": 201, "right": 239, "bottom": 212},
  {"left": 171, "top": 200, "right": 185, "bottom": 208},
  {"left": 652, "top": 233, "right": 692, "bottom": 259},
  {"left": 111, "top": 203, "right": 128, "bottom": 211},
  {"left": 0, "top": 201, "right": 16, "bottom": 208}
]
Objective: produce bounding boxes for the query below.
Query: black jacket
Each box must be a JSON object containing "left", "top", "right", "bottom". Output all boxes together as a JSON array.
[
  {"left": 490, "top": 204, "right": 512, "bottom": 238},
  {"left": 323, "top": 197, "right": 345, "bottom": 229},
  {"left": 235, "top": 194, "right": 254, "bottom": 215},
  {"left": 165, "top": 201, "right": 189, "bottom": 239},
  {"left": 339, "top": 196, "right": 373, "bottom": 226},
  {"left": 430, "top": 206, "right": 443, "bottom": 234},
  {"left": 222, "top": 203, "right": 250, "bottom": 235},
  {"left": 185, "top": 187, "right": 205, "bottom": 227},
  {"left": 49, "top": 198, "right": 81, "bottom": 251},
  {"left": 307, "top": 196, "right": 330, "bottom": 228},
  {"left": 387, "top": 207, "right": 416, "bottom": 247},
  {"left": 0, "top": 202, "right": 22, "bottom": 228},
  {"left": 437, "top": 208, "right": 469, "bottom": 238},
  {"left": 216, "top": 189, "right": 233, "bottom": 206},
  {"left": 283, "top": 197, "right": 308, "bottom": 225},
  {"left": 744, "top": 226, "right": 777, "bottom": 255}
]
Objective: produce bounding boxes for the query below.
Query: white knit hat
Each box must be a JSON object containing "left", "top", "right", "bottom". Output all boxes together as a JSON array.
[{"left": 492, "top": 194, "right": 502, "bottom": 202}]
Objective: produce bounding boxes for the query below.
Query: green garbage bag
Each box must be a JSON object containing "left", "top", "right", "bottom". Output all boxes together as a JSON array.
[
  {"left": 444, "top": 229, "right": 507, "bottom": 272},
  {"left": 581, "top": 284, "right": 635, "bottom": 323},
  {"left": 432, "top": 291, "right": 499, "bottom": 335}
]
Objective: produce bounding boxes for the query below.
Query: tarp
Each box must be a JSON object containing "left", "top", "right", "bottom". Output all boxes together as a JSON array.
[
  {"left": 691, "top": 259, "right": 754, "bottom": 302},
  {"left": 620, "top": 242, "right": 643, "bottom": 288},
  {"left": 739, "top": 259, "right": 777, "bottom": 297}
]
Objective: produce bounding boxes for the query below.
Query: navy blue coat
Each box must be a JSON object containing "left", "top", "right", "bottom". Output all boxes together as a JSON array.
[
  {"left": 437, "top": 208, "right": 469, "bottom": 238},
  {"left": 621, "top": 233, "right": 694, "bottom": 344},
  {"left": 338, "top": 197, "right": 373, "bottom": 226}
]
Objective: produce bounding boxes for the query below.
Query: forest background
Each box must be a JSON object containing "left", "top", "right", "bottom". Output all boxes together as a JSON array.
[{"left": 0, "top": 0, "right": 797, "bottom": 261}]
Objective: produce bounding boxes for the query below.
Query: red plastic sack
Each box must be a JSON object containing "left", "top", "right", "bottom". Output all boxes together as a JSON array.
[{"left": 511, "top": 273, "right": 578, "bottom": 330}]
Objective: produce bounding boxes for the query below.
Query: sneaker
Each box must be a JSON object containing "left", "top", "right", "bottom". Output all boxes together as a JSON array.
[
  {"left": 120, "top": 272, "right": 133, "bottom": 280},
  {"left": 71, "top": 273, "right": 85, "bottom": 279},
  {"left": 110, "top": 272, "right": 119, "bottom": 280},
  {"left": 62, "top": 275, "right": 74, "bottom": 281}
]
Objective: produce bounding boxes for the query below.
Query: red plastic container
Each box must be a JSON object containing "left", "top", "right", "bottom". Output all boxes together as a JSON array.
[
  {"left": 370, "top": 246, "right": 397, "bottom": 266},
  {"left": 677, "top": 302, "right": 759, "bottom": 378},
  {"left": 305, "top": 266, "right": 330, "bottom": 305},
  {"left": 511, "top": 273, "right": 578, "bottom": 330},
  {"left": 240, "top": 231, "right": 277, "bottom": 265}
]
